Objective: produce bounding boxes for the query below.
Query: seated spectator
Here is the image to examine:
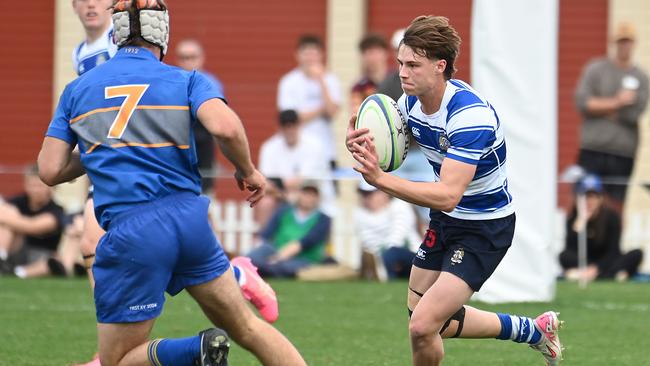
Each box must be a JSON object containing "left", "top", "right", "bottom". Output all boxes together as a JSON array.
[
  {"left": 354, "top": 181, "right": 420, "bottom": 280},
  {"left": 247, "top": 180, "right": 331, "bottom": 278},
  {"left": 560, "top": 174, "right": 643, "bottom": 282},
  {"left": 257, "top": 109, "right": 336, "bottom": 225},
  {"left": 0, "top": 165, "right": 67, "bottom": 278}
]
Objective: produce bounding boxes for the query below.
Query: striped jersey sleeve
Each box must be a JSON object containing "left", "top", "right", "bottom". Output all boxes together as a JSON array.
[{"left": 445, "top": 95, "right": 497, "bottom": 165}]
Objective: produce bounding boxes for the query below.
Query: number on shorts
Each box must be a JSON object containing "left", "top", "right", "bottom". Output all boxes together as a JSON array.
[{"left": 105, "top": 84, "right": 149, "bottom": 139}]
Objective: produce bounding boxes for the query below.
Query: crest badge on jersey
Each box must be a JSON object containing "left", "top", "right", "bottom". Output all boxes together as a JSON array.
[
  {"left": 439, "top": 133, "right": 450, "bottom": 151},
  {"left": 451, "top": 248, "right": 464, "bottom": 265},
  {"left": 96, "top": 53, "right": 106, "bottom": 67}
]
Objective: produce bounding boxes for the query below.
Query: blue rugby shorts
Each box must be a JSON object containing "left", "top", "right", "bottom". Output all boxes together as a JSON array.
[{"left": 93, "top": 192, "right": 230, "bottom": 323}]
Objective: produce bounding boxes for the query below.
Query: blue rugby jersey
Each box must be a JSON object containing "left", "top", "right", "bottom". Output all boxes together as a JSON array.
[
  {"left": 47, "top": 47, "right": 224, "bottom": 229},
  {"left": 397, "top": 79, "right": 514, "bottom": 220},
  {"left": 72, "top": 26, "right": 118, "bottom": 76}
]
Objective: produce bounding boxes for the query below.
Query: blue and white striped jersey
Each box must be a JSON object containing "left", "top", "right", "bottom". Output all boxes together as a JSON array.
[
  {"left": 72, "top": 26, "right": 117, "bottom": 76},
  {"left": 397, "top": 79, "right": 514, "bottom": 220}
]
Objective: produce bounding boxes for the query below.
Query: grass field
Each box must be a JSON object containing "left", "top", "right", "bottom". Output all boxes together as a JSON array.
[{"left": 0, "top": 278, "right": 648, "bottom": 365}]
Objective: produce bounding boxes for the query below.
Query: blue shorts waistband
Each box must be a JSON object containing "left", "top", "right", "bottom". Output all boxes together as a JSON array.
[{"left": 109, "top": 192, "right": 200, "bottom": 229}]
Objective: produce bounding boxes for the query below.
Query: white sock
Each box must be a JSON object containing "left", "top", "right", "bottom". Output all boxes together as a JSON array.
[{"left": 0, "top": 248, "right": 8, "bottom": 261}]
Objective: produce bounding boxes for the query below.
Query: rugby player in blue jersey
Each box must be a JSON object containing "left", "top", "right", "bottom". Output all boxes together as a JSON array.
[
  {"left": 347, "top": 15, "right": 563, "bottom": 366},
  {"left": 38, "top": 1, "right": 306, "bottom": 365}
]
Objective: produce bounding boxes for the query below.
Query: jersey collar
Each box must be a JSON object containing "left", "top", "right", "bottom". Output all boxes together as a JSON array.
[{"left": 114, "top": 46, "right": 159, "bottom": 61}]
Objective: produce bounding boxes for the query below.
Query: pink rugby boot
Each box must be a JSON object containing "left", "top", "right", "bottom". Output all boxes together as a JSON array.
[
  {"left": 530, "top": 311, "right": 564, "bottom": 365},
  {"left": 231, "top": 256, "right": 279, "bottom": 323}
]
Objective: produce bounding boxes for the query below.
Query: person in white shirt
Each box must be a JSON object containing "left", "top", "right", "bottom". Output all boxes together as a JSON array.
[
  {"left": 277, "top": 35, "right": 342, "bottom": 169},
  {"left": 258, "top": 110, "right": 336, "bottom": 222},
  {"left": 72, "top": 0, "right": 117, "bottom": 76},
  {"left": 354, "top": 181, "right": 419, "bottom": 280}
]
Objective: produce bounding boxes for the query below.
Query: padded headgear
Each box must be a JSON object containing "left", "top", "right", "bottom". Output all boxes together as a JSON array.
[{"left": 112, "top": 0, "right": 169, "bottom": 58}]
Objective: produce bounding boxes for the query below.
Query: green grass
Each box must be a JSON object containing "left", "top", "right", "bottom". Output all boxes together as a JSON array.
[{"left": 0, "top": 279, "right": 648, "bottom": 365}]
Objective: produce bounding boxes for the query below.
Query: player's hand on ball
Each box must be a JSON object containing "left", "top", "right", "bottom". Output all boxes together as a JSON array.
[
  {"left": 346, "top": 114, "right": 369, "bottom": 154},
  {"left": 235, "top": 169, "right": 266, "bottom": 207},
  {"left": 352, "top": 136, "right": 382, "bottom": 184}
]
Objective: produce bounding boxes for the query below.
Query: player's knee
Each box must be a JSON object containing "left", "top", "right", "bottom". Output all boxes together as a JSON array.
[{"left": 408, "top": 316, "right": 437, "bottom": 341}]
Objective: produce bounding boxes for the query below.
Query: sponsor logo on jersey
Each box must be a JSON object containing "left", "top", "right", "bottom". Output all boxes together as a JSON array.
[
  {"left": 423, "top": 229, "right": 436, "bottom": 248},
  {"left": 411, "top": 127, "right": 421, "bottom": 138},
  {"left": 129, "top": 302, "right": 158, "bottom": 311}
]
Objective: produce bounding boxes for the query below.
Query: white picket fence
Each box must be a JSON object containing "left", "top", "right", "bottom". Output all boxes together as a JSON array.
[
  {"left": 209, "top": 200, "right": 361, "bottom": 268},
  {"left": 209, "top": 201, "right": 258, "bottom": 255}
]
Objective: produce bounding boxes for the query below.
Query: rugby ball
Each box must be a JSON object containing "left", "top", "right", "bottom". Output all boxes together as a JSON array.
[{"left": 356, "top": 93, "right": 409, "bottom": 172}]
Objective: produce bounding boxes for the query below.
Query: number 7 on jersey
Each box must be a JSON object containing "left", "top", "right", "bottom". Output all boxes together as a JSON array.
[{"left": 105, "top": 84, "right": 149, "bottom": 139}]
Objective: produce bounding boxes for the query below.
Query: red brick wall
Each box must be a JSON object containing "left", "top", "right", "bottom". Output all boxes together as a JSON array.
[
  {"left": 557, "top": 0, "right": 608, "bottom": 209},
  {"left": 0, "top": 1, "right": 608, "bottom": 204},
  {"left": 168, "top": 0, "right": 327, "bottom": 199},
  {"left": 0, "top": 3, "right": 54, "bottom": 196},
  {"left": 366, "top": 0, "right": 472, "bottom": 81}
]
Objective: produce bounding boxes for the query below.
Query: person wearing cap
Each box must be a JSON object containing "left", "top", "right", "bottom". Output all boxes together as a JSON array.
[
  {"left": 560, "top": 174, "right": 643, "bottom": 282},
  {"left": 354, "top": 180, "right": 420, "bottom": 280},
  {"left": 246, "top": 180, "right": 331, "bottom": 278},
  {"left": 575, "top": 21, "right": 649, "bottom": 206}
]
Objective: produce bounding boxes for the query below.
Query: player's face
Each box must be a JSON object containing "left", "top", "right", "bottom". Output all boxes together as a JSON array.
[
  {"left": 73, "top": 0, "right": 113, "bottom": 32},
  {"left": 176, "top": 43, "right": 205, "bottom": 71},
  {"left": 397, "top": 45, "right": 446, "bottom": 97}
]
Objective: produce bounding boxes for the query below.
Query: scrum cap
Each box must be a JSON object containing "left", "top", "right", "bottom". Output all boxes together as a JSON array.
[{"left": 112, "top": 0, "right": 170, "bottom": 59}]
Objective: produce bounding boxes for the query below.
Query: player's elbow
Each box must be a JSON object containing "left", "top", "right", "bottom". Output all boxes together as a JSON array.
[
  {"left": 38, "top": 168, "right": 58, "bottom": 187},
  {"left": 439, "top": 192, "right": 462, "bottom": 213},
  {"left": 37, "top": 159, "right": 59, "bottom": 187}
]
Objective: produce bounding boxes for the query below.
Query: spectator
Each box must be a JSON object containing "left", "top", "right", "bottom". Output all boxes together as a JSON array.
[
  {"left": 560, "top": 174, "right": 643, "bottom": 282},
  {"left": 350, "top": 33, "right": 390, "bottom": 112},
  {"left": 247, "top": 180, "right": 331, "bottom": 278},
  {"left": 175, "top": 38, "right": 225, "bottom": 195},
  {"left": 0, "top": 165, "right": 66, "bottom": 278},
  {"left": 354, "top": 181, "right": 419, "bottom": 280},
  {"left": 575, "top": 21, "right": 649, "bottom": 207},
  {"left": 277, "top": 34, "right": 342, "bottom": 170},
  {"left": 258, "top": 110, "right": 336, "bottom": 221},
  {"left": 376, "top": 28, "right": 405, "bottom": 102}
]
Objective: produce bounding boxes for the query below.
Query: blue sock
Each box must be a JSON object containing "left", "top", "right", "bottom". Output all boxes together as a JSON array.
[
  {"left": 232, "top": 265, "right": 241, "bottom": 282},
  {"left": 496, "top": 313, "right": 542, "bottom": 344},
  {"left": 148, "top": 336, "right": 201, "bottom": 366}
]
